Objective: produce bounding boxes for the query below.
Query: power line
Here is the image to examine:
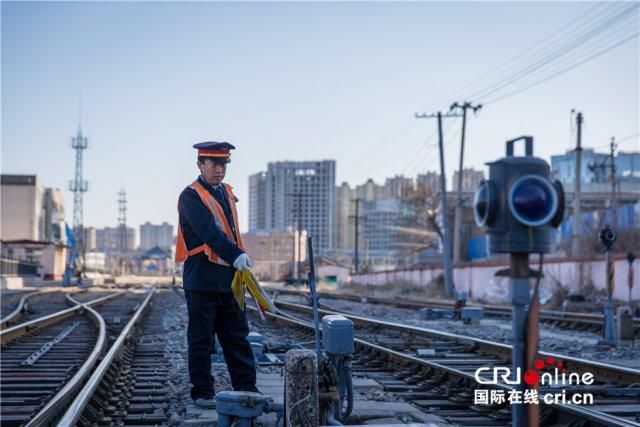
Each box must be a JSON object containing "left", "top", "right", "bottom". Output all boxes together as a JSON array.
[
  {"left": 414, "top": 2, "right": 620, "bottom": 112},
  {"left": 405, "top": 120, "right": 458, "bottom": 177},
  {"left": 483, "top": 31, "right": 638, "bottom": 105},
  {"left": 480, "top": 17, "right": 638, "bottom": 102},
  {"left": 345, "top": 120, "right": 433, "bottom": 180},
  {"left": 345, "top": 3, "right": 636, "bottom": 187},
  {"left": 479, "top": 4, "right": 637, "bottom": 97},
  {"left": 345, "top": 6, "right": 624, "bottom": 180},
  {"left": 617, "top": 132, "right": 640, "bottom": 145},
  {"left": 593, "top": 132, "right": 639, "bottom": 149},
  {"left": 486, "top": 16, "right": 638, "bottom": 97},
  {"left": 401, "top": 135, "right": 437, "bottom": 177},
  {"left": 378, "top": 124, "right": 441, "bottom": 174},
  {"left": 341, "top": 118, "right": 421, "bottom": 170},
  {"left": 473, "top": 3, "right": 638, "bottom": 102}
]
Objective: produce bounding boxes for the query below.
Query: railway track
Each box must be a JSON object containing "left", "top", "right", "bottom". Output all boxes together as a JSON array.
[
  {"left": 266, "top": 299, "right": 640, "bottom": 426},
  {"left": 0, "top": 290, "right": 64, "bottom": 328},
  {"left": 1, "top": 290, "right": 32, "bottom": 318},
  {"left": 5, "top": 284, "right": 634, "bottom": 425},
  {"left": 0, "top": 289, "right": 151, "bottom": 426},
  {"left": 56, "top": 288, "right": 168, "bottom": 426},
  {"left": 269, "top": 287, "right": 640, "bottom": 335}
]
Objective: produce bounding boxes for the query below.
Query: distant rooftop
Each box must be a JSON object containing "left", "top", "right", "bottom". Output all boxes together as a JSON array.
[{"left": 1, "top": 174, "right": 37, "bottom": 186}]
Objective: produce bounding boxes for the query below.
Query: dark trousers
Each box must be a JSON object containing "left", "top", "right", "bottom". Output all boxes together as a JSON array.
[{"left": 184, "top": 290, "right": 257, "bottom": 399}]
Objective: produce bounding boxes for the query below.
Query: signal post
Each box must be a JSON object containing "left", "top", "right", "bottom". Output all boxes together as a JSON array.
[{"left": 473, "top": 136, "right": 564, "bottom": 427}]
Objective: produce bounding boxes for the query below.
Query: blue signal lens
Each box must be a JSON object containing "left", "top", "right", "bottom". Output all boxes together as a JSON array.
[
  {"left": 508, "top": 176, "right": 557, "bottom": 227},
  {"left": 473, "top": 181, "right": 489, "bottom": 226},
  {"left": 513, "top": 182, "right": 550, "bottom": 219}
]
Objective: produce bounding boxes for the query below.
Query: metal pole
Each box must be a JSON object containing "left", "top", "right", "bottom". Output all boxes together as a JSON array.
[
  {"left": 603, "top": 247, "right": 617, "bottom": 342},
  {"left": 437, "top": 112, "right": 454, "bottom": 298},
  {"left": 610, "top": 137, "right": 618, "bottom": 229},
  {"left": 307, "top": 237, "right": 323, "bottom": 364},
  {"left": 628, "top": 252, "right": 636, "bottom": 307},
  {"left": 629, "top": 260, "right": 633, "bottom": 307},
  {"left": 510, "top": 252, "right": 530, "bottom": 427}
]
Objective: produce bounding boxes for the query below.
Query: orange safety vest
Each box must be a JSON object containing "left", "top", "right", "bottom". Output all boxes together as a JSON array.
[{"left": 175, "top": 180, "right": 245, "bottom": 265}]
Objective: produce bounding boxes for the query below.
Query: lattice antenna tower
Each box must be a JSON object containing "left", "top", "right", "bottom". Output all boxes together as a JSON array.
[
  {"left": 69, "top": 120, "right": 88, "bottom": 271},
  {"left": 118, "top": 187, "right": 127, "bottom": 251}
]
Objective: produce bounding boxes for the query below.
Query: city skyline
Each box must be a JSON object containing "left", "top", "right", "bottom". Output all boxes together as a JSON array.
[
  {"left": 4, "top": 141, "right": 636, "bottom": 233},
  {"left": 2, "top": 2, "right": 638, "bottom": 232}
]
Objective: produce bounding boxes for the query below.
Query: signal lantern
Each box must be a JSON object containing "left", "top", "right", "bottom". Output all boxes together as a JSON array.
[{"left": 473, "top": 136, "right": 564, "bottom": 254}]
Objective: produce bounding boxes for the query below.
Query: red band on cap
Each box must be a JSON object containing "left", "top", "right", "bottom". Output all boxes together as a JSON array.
[{"left": 198, "top": 148, "right": 231, "bottom": 158}]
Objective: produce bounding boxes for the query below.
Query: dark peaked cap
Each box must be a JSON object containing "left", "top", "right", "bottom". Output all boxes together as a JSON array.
[{"left": 193, "top": 141, "right": 236, "bottom": 160}]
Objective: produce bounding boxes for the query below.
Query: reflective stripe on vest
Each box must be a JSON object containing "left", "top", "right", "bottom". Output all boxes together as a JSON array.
[{"left": 175, "top": 180, "right": 243, "bottom": 265}]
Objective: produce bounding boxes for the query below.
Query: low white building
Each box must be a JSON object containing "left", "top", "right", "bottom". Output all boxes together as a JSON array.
[
  {"left": 1, "top": 174, "right": 68, "bottom": 282},
  {"left": 1, "top": 240, "right": 67, "bottom": 280}
]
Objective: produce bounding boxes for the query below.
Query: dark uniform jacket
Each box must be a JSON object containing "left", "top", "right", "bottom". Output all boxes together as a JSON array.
[{"left": 178, "top": 175, "right": 244, "bottom": 292}]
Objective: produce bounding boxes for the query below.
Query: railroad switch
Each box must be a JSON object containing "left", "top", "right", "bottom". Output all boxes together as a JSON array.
[
  {"left": 461, "top": 307, "right": 483, "bottom": 325},
  {"left": 617, "top": 306, "right": 634, "bottom": 342},
  {"left": 215, "top": 391, "right": 268, "bottom": 427},
  {"left": 453, "top": 290, "right": 468, "bottom": 320}
]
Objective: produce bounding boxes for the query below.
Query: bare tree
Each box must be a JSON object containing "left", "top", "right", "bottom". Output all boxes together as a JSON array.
[{"left": 386, "top": 183, "right": 444, "bottom": 266}]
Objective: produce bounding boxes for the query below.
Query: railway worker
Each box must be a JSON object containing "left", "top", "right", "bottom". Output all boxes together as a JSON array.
[{"left": 175, "top": 141, "right": 258, "bottom": 409}]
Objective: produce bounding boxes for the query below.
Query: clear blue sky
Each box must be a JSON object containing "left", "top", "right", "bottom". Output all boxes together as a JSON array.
[{"left": 2, "top": 1, "right": 638, "bottom": 233}]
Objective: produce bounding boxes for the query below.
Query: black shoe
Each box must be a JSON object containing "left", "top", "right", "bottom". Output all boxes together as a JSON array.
[{"left": 193, "top": 394, "right": 216, "bottom": 409}]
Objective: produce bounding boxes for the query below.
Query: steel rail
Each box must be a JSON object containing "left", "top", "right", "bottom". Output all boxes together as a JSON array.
[
  {"left": 57, "top": 288, "right": 156, "bottom": 426},
  {"left": 0, "top": 289, "right": 62, "bottom": 328},
  {"left": 265, "top": 306, "right": 503, "bottom": 390},
  {"left": 0, "top": 291, "right": 122, "bottom": 345},
  {"left": 277, "top": 300, "right": 640, "bottom": 385},
  {"left": 256, "top": 303, "right": 640, "bottom": 427},
  {"left": 269, "top": 287, "right": 640, "bottom": 328},
  {"left": 24, "top": 293, "right": 110, "bottom": 427}
]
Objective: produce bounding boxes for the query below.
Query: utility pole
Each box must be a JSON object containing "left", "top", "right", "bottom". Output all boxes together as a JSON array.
[
  {"left": 572, "top": 111, "right": 583, "bottom": 257},
  {"left": 349, "top": 198, "right": 364, "bottom": 274},
  {"left": 572, "top": 112, "right": 583, "bottom": 288},
  {"left": 610, "top": 137, "right": 618, "bottom": 229},
  {"left": 627, "top": 252, "right": 636, "bottom": 308},
  {"left": 449, "top": 101, "right": 482, "bottom": 263},
  {"left": 414, "top": 110, "right": 461, "bottom": 298},
  {"left": 588, "top": 137, "right": 618, "bottom": 229}
]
